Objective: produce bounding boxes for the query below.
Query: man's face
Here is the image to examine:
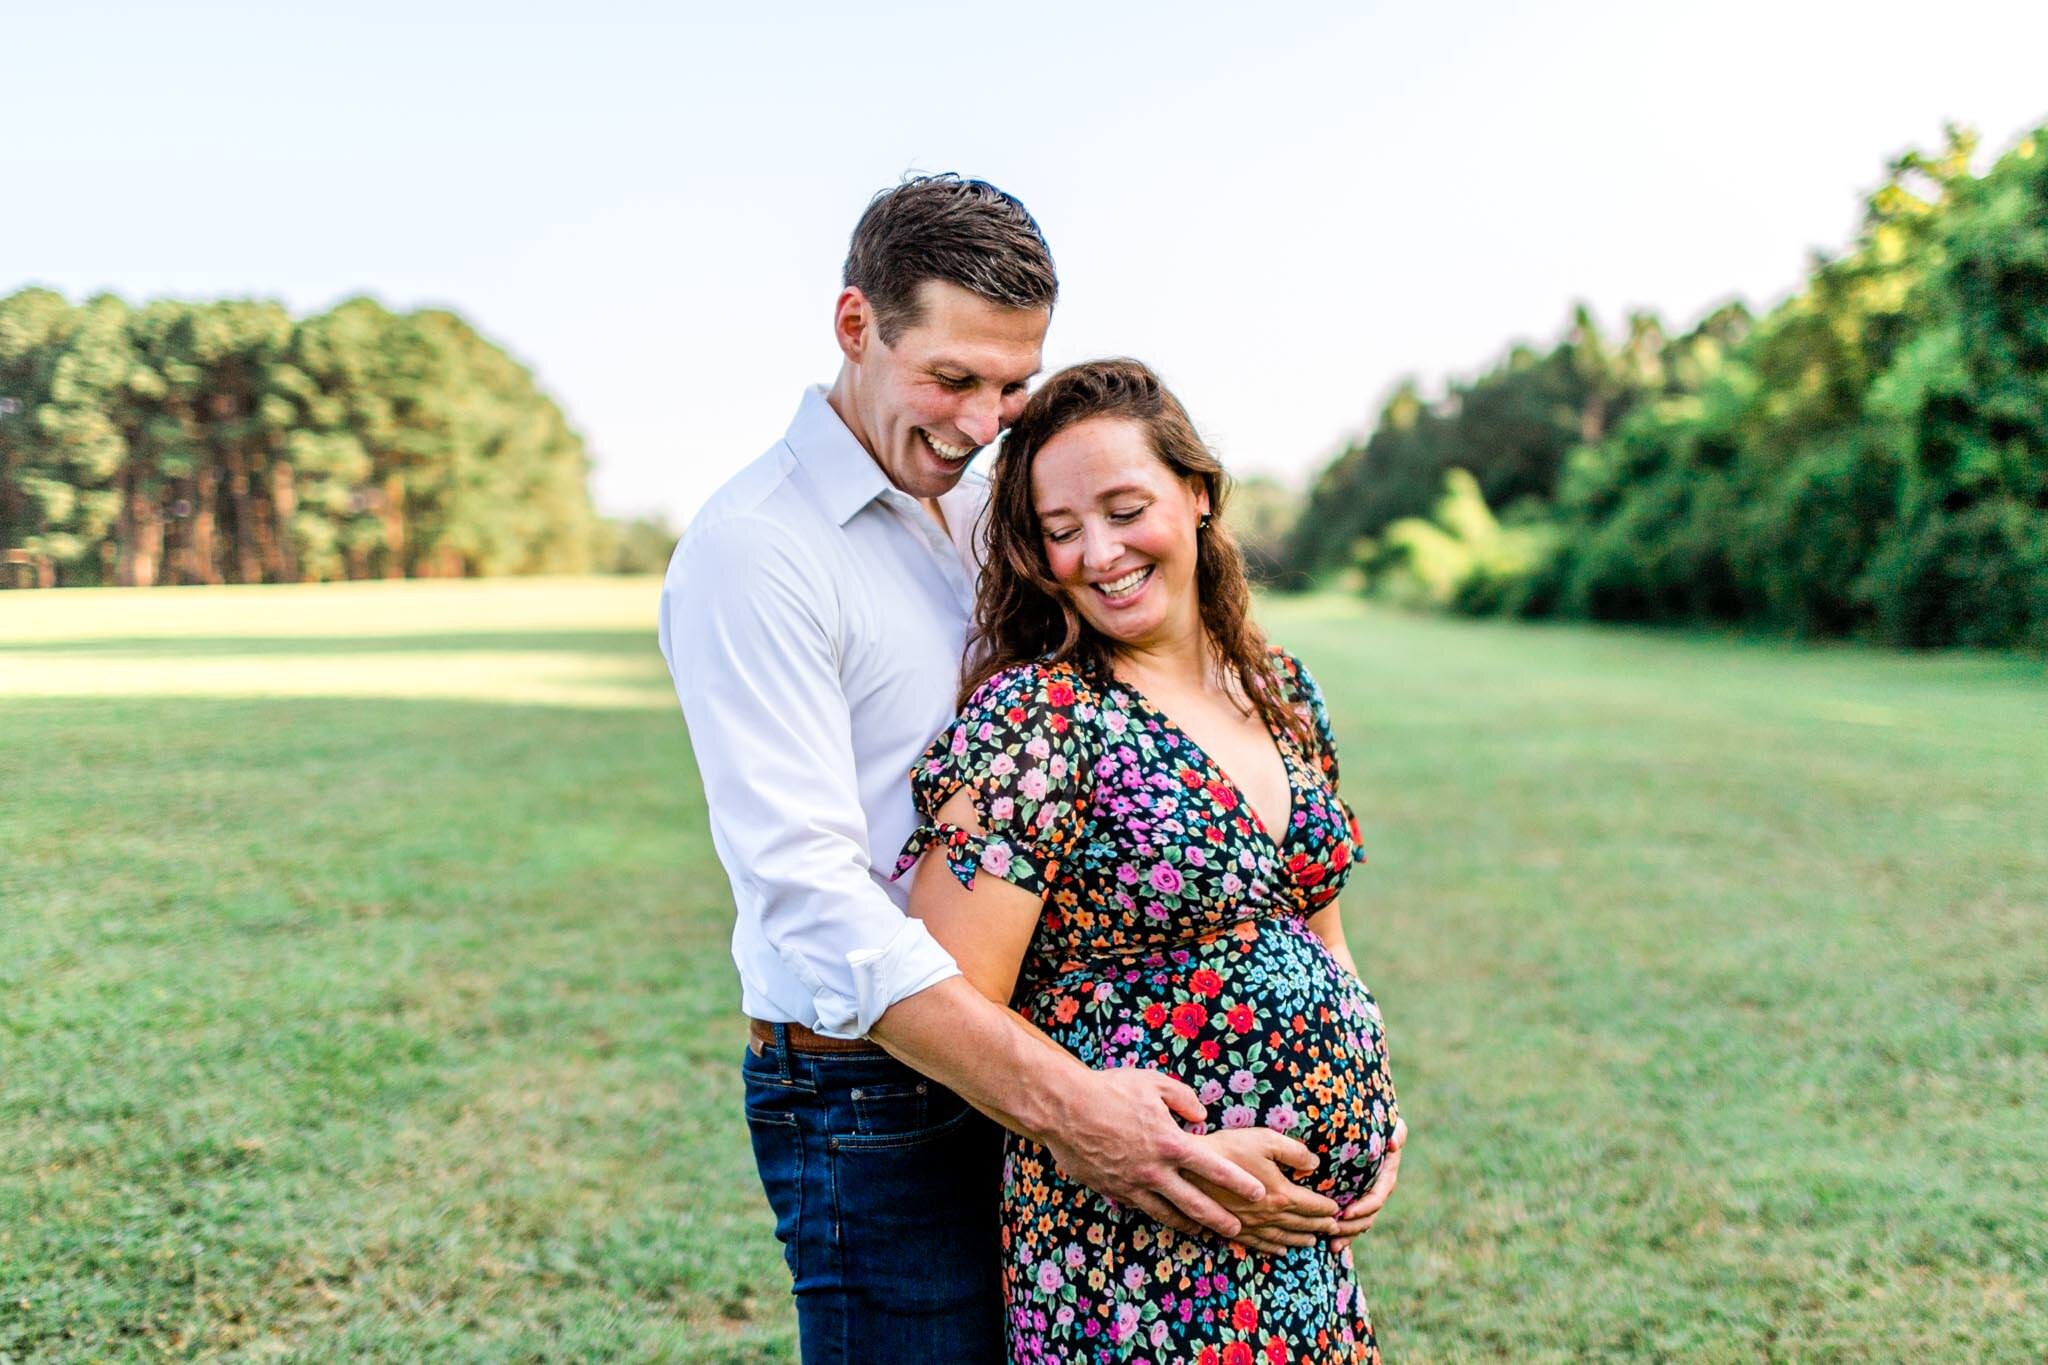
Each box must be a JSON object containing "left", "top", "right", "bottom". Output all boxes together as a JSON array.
[{"left": 843, "top": 279, "right": 1049, "bottom": 500}]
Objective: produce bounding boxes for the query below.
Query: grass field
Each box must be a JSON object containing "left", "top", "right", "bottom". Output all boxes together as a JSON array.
[{"left": 2, "top": 578, "right": 2044, "bottom": 1362}]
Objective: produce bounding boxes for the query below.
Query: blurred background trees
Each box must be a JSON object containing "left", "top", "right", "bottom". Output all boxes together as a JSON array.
[
  {"left": 6, "top": 122, "right": 2041, "bottom": 645},
  {"left": 0, "top": 295, "right": 633, "bottom": 586},
  {"left": 1282, "top": 122, "right": 2048, "bottom": 649}
]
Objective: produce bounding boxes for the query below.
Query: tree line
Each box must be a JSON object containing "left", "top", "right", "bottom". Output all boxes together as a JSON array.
[
  {"left": 1283, "top": 122, "right": 2048, "bottom": 650},
  {"left": 0, "top": 294, "right": 626, "bottom": 587}
]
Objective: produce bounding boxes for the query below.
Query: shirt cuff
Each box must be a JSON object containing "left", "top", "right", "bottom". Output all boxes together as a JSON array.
[{"left": 810, "top": 915, "right": 963, "bottom": 1039}]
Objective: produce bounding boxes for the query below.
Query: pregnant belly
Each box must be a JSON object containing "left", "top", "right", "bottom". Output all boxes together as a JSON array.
[{"left": 1022, "top": 916, "right": 1399, "bottom": 1208}]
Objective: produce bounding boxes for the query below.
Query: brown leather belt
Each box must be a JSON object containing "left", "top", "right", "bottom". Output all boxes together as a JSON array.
[{"left": 748, "top": 1017, "right": 886, "bottom": 1056}]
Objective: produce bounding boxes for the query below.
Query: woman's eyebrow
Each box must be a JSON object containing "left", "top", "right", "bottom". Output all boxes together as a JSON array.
[{"left": 1037, "top": 484, "right": 1151, "bottom": 518}]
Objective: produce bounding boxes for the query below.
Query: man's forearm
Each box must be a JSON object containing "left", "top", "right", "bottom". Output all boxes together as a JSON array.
[{"left": 866, "top": 976, "right": 1083, "bottom": 1142}]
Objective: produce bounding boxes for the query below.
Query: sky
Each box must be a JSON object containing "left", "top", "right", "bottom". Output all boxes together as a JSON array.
[{"left": 6, "top": 1, "right": 2046, "bottom": 527}]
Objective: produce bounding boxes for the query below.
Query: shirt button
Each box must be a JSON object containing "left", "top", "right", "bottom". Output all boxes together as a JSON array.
[{"left": 850, "top": 1088, "right": 863, "bottom": 1100}]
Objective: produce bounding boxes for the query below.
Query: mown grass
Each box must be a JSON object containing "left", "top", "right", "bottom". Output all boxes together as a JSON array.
[{"left": 1, "top": 580, "right": 2042, "bottom": 1361}]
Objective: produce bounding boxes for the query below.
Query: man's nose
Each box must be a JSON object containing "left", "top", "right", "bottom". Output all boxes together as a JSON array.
[{"left": 958, "top": 393, "right": 1002, "bottom": 447}]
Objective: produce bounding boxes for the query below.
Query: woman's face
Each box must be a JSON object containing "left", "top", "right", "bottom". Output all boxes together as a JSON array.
[{"left": 1029, "top": 416, "right": 1209, "bottom": 653}]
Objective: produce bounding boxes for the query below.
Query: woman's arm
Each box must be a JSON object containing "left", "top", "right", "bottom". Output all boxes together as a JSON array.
[
  {"left": 1305, "top": 902, "right": 1361, "bottom": 979},
  {"left": 905, "top": 786, "right": 1045, "bottom": 1007}
]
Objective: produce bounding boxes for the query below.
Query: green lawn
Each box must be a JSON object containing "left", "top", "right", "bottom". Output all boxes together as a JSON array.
[{"left": 2, "top": 580, "right": 2043, "bottom": 1362}]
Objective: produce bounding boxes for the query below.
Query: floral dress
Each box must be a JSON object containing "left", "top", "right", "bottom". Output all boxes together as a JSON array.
[{"left": 895, "top": 649, "right": 1399, "bottom": 1365}]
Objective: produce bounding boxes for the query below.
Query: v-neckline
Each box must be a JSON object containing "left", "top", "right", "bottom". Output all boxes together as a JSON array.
[{"left": 1113, "top": 675, "right": 1301, "bottom": 851}]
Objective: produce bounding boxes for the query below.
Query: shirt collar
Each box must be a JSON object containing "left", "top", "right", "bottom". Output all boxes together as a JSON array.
[{"left": 785, "top": 386, "right": 891, "bottom": 527}]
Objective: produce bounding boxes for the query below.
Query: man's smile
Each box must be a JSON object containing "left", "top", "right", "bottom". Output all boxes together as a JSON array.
[{"left": 920, "top": 429, "right": 977, "bottom": 464}]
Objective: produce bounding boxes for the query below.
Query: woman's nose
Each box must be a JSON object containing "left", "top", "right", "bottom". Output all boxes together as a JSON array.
[{"left": 1080, "top": 523, "right": 1122, "bottom": 571}]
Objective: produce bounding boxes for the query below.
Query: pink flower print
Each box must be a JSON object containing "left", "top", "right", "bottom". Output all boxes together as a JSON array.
[
  {"left": 1115, "top": 863, "right": 1140, "bottom": 885},
  {"left": 1105, "top": 709, "right": 1129, "bottom": 734},
  {"left": 980, "top": 841, "right": 1014, "bottom": 878},
  {"left": 1113, "top": 1304, "right": 1140, "bottom": 1341},
  {"left": 1185, "top": 846, "right": 1206, "bottom": 868},
  {"left": 1026, "top": 736, "right": 1052, "bottom": 760},
  {"left": 1056, "top": 1304, "right": 1075, "bottom": 1327},
  {"left": 1123, "top": 1263, "right": 1146, "bottom": 1291},
  {"left": 1197, "top": 1078, "right": 1225, "bottom": 1104},
  {"left": 1148, "top": 863, "right": 1183, "bottom": 894},
  {"left": 989, "top": 796, "right": 1015, "bottom": 822},
  {"left": 1064, "top": 1243, "right": 1085, "bottom": 1268},
  {"left": 1228, "top": 1068, "right": 1258, "bottom": 1094},
  {"left": 1037, "top": 1260, "right": 1063, "bottom": 1293},
  {"left": 1048, "top": 754, "right": 1068, "bottom": 779},
  {"left": 977, "top": 721, "right": 994, "bottom": 741},
  {"left": 1019, "top": 767, "right": 1049, "bottom": 800},
  {"left": 1221, "top": 872, "right": 1243, "bottom": 894},
  {"left": 950, "top": 727, "right": 969, "bottom": 756},
  {"left": 925, "top": 758, "right": 946, "bottom": 776},
  {"left": 1221, "top": 1104, "right": 1256, "bottom": 1128},
  {"left": 988, "top": 752, "right": 1016, "bottom": 777},
  {"left": 1265, "top": 1102, "right": 1299, "bottom": 1132}
]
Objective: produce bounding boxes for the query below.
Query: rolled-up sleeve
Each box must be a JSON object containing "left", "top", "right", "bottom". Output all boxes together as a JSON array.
[{"left": 661, "top": 516, "right": 960, "bottom": 1037}]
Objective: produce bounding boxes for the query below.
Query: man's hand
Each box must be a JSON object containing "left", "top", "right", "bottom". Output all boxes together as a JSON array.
[
  {"left": 1185, "top": 1128, "right": 1341, "bottom": 1255},
  {"left": 1330, "top": 1116, "right": 1407, "bottom": 1255},
  {"left": 1038, "top": 1066, "right": 1270, "bottom": 1240}
]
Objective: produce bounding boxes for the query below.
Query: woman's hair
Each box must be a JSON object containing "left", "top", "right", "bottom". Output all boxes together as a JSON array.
[{"left": 964, "top": 358, "right": 1309, "bottom": 748}]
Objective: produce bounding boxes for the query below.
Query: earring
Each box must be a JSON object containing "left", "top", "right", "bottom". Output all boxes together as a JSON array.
[{"left": 1197, "top": 514, "right": 1212, "bottom": 532}]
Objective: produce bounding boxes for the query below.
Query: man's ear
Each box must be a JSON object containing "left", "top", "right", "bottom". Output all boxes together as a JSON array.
[{"left": 833, "top": 287, "right": 872, "bottom": 364}]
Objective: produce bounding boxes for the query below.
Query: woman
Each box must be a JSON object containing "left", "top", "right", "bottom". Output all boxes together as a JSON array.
[{"left": 894, "top": 359, "right": 1402, "bottom": 1364}]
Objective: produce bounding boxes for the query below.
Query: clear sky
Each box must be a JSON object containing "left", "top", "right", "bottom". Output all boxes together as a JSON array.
[{"left": 7, "top": 1, "right": 2045, "bottom": 526}]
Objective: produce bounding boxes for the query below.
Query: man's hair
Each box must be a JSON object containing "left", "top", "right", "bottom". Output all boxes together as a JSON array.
[{"left": 843, "top": 174, "right": 1058, "bottom": 343}]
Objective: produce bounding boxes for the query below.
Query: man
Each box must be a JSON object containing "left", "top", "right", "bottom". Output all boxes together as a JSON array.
[{"left": 661, "top": 175, "right": 1402, "bottom": 1362}]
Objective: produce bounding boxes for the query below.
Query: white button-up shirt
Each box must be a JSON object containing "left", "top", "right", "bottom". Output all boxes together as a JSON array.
[{"left": 659, "top": 387, "right": 987, "bottom": 1038}]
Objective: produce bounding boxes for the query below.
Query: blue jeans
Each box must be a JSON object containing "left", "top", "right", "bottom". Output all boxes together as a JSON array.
[{"left": 741, "top": 1030, "right": 1005, "bottom": 1363}]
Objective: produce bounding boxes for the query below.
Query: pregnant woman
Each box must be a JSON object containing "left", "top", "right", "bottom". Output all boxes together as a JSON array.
[{"left": 896, "top": 359, "right": 1404, "bottom": 1364}]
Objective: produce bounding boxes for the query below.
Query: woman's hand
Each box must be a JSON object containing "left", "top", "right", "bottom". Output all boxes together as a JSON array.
[
  {"left": 1185, "top": 1127, "right": 1341, "bottom": 1255},
  {"left": 1329, "top": 1116, "right": 1407, "bottom": 1255}
]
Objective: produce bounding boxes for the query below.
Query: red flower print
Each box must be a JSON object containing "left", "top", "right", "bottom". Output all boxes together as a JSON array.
[
  {"left": 1170, "top": 1002, "right": 1208, "bottom": 1038},
  {"left": 1200, "top": 1349, "right": 1220, "bottom": 1365},
  {"left": 1226, "top": 1004, "right": 1255, "bottom": 1033},
  {"left": 1143, "top": 1003, "right": 1168, "bottom": 1029},
  {"left": 1047, "top": 680, "right": 1076, "bottom": 707},
  {"left": 1222, "top": 1345, "right": 1253, "bottom": 1365},
  {"left": 1006, "top": 706, "right": 1027, "bottom": 724},
  {"left": 1233, "top": 1298, "right": 1258, "bottom": 1333},
  {"left": 1050, "top": 713, "right": 1070, "bottom": 733},
  {"left": 1298, "top": 862, "right": 1326, "bottom": 887},
  {"left": 1205, "top": 825, "right": 1225, "bottom": 843},
  {"left": 1198, "top": 1038, "right": 1221, "bottom": 1061},
  {"left": 1053, "top": 996, "right": 1080, "bottom": 1024},
  {"left": 1190, "top": 969, "right": 1223, "bottom": 998},
  {"left": 1285, "top": 853, "right": 1309, "bottom": 876},
  {"left": 1179, "top": 767, "right": 1204, "bottom": 789},
  {"left": 1330, "top": 842, "right": 1350, "bottom": 871},
  {"left": 1265, "top": 1337, "right": 1288, "bottom": 1364},
  {"left": 1206, "top": 780, "right": 1237, "bottom": 809}
]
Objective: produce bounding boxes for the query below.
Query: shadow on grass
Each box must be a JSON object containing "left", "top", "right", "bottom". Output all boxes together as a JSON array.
[{"left": 0, "top": 630, "right": 660, "bottom": 659}]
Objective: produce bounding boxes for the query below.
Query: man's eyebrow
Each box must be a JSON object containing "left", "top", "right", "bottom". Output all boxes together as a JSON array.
[{"left": 1036, "top": 483, "right": 1152, "bottom": 519}]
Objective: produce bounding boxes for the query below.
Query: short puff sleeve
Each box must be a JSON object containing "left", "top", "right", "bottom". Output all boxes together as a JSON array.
[
  {"left": 893, "top": 663, "right": 1100, "bottom": 900},
  {"left": 1273, "top": 646, "right": 1370, "bottom": 869}
]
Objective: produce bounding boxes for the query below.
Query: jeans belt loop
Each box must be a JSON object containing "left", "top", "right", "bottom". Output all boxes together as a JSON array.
[{"left": 772, "top": 1022, "right": 794, "bottom": 1083}]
